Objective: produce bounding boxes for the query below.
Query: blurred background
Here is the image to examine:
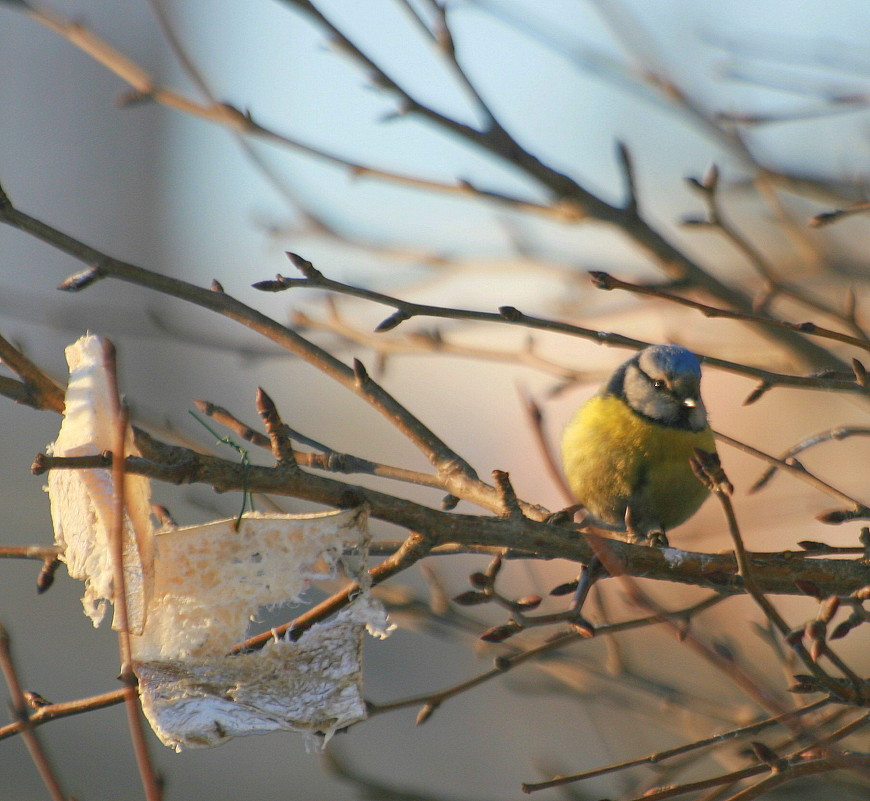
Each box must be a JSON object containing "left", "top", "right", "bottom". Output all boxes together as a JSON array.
[{"left": 1, "top": 1, "right": 869, "bottom": 799}]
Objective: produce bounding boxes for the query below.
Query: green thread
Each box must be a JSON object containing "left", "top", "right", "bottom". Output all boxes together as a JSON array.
[{"left": 189, "top": 410, "right": 254, "bottom": 529}]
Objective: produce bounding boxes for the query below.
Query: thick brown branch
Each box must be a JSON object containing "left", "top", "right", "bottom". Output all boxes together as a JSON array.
[
  {"left": 0, "top": 332, "right": 65, "bottom": 412},
  {"left": 33, "top": 446, "right": 870, "bottom": 598}
]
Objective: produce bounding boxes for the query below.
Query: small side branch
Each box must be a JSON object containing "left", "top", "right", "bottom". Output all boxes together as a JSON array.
[{"left": 0, "top": 625, "right": 69, "bottom": 800}]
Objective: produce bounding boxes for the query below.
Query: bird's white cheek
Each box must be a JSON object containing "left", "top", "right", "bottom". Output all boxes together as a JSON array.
[{"left": 687, "top": 402, "right": 708, "bottom": 430}]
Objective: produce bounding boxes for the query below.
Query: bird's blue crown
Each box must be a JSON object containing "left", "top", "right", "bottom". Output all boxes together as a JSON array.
[{"left": 643, "top": 345, "right": 701, "bottom": 378}]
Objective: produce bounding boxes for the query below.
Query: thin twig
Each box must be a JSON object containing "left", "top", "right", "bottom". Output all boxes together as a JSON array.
[
  {"left": 292, "top": 306, "right": 585, "bottom": 383},
  {"left": 750, "top": 426, "right": 870, "bottom": 493},
  {"left": 692, "top": 452, "right": 853, "bottom": 699},
  {"left": 104, "top": 341, "right": 162, "bottom": 801},
  {"left": 0, "top": 545, "right": 61, "bottom": 561},
  {"left": 0, "top": 624, "right": 68, "bottom": 800},
  {"left": 0, "top": 688, "right": 126, "bottom": 742},
  {"left": 255, "top": 387, "right": 298, "bottom": 466},
  {"left": 716, "top": 431, "right": 870, "bottom": 512},
  {"left": 591, "top": 271, "right": 870, "bottom": 353},
  {"left": 194, "top": 398, "right": 447, "bottom": 491},
  {"left": 521, "top": 697, "right": 830, "bottom": 793},
  {"left": 602, "top": 753, "right": 867, "bottom": 801},
  {"left": 683, "top": 172, "right": 870, "bottom": 338},
  {"left": 370, "top": 594, "right": 725, "bottom": 719},
  {"left": 812, "top": 200, "right": 870, "bottom": 228},
  {"left": 256, "top": 263, "right": 866, "bottom": 395}
]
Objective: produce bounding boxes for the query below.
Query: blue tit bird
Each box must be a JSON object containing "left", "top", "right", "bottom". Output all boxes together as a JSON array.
[{"left": 561, "top": 344, "right": 715, "bottom": 546}]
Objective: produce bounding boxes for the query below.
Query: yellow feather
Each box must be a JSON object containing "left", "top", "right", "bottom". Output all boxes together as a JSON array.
[{"left": 561, "top": 394, "right": 715, "bottom": 534}]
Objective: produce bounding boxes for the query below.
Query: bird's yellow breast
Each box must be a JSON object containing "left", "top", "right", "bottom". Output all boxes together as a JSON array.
[{"left": 561, "top": 394, "right": 715, "bottom": 533}]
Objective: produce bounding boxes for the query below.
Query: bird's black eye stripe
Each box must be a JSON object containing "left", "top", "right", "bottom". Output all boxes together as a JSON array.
[{"left": 635, "top": 363, "right": 670, "bottom": 394}]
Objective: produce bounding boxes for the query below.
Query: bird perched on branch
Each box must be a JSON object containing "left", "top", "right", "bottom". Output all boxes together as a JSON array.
[{"left": 561, "top": 344, "right": 716, "bottom": 547}]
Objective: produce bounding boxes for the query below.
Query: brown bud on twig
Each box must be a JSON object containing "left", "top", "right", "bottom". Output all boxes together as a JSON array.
[
  {"left": 151, "top": 504, "right": 177, "bottom": 528},
  {"left": 588, "top": 271, "right": 616, "bottom": 290},
  {"left": 352, "top": 358, "right": 369, "bottom": 386},
  {"left": 440, "top": 494, "right": 459, "bottom": 511},
  {"left": 58, "top": 266, "right": 103, "bottom": 292},
  {"left": 374, "top": 310, "right": 411, "bottom": 332},
  {"left": 23, "top": 690, "right": 51, "bottom": 709},
  {"left": 852, "top": 358, "right": 868, "bottom": 387},
  {"left": 415, "top": 702, "right": 439, "bottom": 726},
  {"left": 830, "top": 615, "right": 860, "bottom": 640},
  {"left": 210, "top": 279, "right": 225, "bottom": 293},
  {"left": 251, "top": 276, "right": 289, "bottom": 292},
  {"left": 702, "top": 163, "right": 720, "bottom": 192},
  {"left": 804, "top": 619, "right": 826, "bottom": 662},
  {"left": 809, "top": 210, "right": 841, "bottom": 228},
  {"left": 818, "top": 595, "right": 839, "bottom": 624},
  {"left": 434, "top": 14, "right": 455, "bottom": 57},
  {"left": 452, "top": 591, "right": 490, "bottom": 606},
  {"left": 498, "top": 306, "right": 523, "bottom": 322},
  {"left": 469, "top": 572, "right": 490, "bottom": 589},
  {"left": 36, "top": 557, "right": 61, "bottom": 594},
  {"left": 256, "top": 387, "right": 295, "bottom": 465},
  {"left": 675, "top": 620, "right": 690, "bottom": 642},
  {"left": 570, "top": 617, "right": 595, "bottom": 638},
  {"left": 549, "top": 580, "right": 579, "bottom": 597},
  {"left": 493, "top": 470, "right": 522, "bottom": 519},
  {"left": 286, "top": 251, "right": 323, "bottom": 280},
  {"left": 485, "top": 555, "right": 503, "bottom": 581},
  {"left": 750, "top": 742, "right": 785, "bottom": 771},
  {"left": 480, "top": 621, "right": 522, "bottom": 643},
  {"left": 153, "top": 501, "right": 183, "bottom": 528},
  {"left": 689, "top": 449, "right": 733, "bottom": 495},
  {"left": 743, "top": 382, "right": 771, "bottom": 405},
  {"left": 514, "top": 596, "right": 543, "bottom": 611},
  {"left": 816, "top": 507, "right": 867, "bottom": 525}
]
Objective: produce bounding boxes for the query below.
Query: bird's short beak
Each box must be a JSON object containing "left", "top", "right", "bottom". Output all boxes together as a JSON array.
[{"left": 682, "top": 397, "right": 698, "bottom": 408}]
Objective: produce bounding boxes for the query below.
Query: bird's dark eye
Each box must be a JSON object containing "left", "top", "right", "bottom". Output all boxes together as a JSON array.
[{"left": 652, "top": 379, "right": 665, "bottom": 390}]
